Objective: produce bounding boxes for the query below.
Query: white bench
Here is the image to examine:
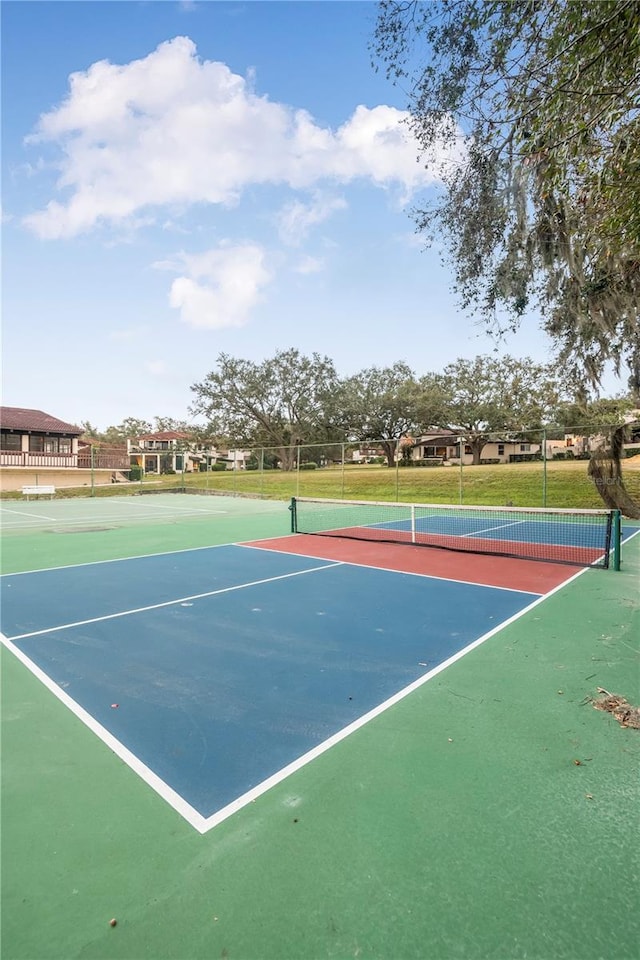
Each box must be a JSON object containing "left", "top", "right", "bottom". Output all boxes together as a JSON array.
[{"left": 22, "top": 484, "right": 56, "bottom": 500}]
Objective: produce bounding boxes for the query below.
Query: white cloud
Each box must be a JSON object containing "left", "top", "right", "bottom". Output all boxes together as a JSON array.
[
  {"left": 277, "top": 193, "right": 347, "bottom": 246},
  {"left": 160, "top": 241, "right": 272, "bottom": 329},
  {"left": 294, "top": 255, "right": 324, "bottom": 275},
  {"left": 22, "top": 36, "right": 462, "bottom": 239},
  {"left": 145, "top": 360, "right": 167, "bottom": 375}
]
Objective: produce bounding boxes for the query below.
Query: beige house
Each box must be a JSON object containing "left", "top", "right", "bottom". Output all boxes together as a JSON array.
[
  {"left": 411, "top": 431, "right": 541, "bottom": 465},
  {"left": 126, "top": 432, "right": 247, "bottom": 473},
  {"left": 545, "top": 434, "right": 590, "bottom": 459},
  {"left": 0, "top": 406, "right": 129, "bottom": 492}
]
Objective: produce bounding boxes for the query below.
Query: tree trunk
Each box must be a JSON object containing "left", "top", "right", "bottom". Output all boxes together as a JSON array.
[
  {"left": 278, "top": 446, "right": 297, "bottom": 471},
  {"left": 587, "top": 426, "right": 640, "bottom": 518},
  {"left": 381, "top": 440, "right": 396, "bottom": 468},
  {"left": 471, "top": 438, "right": 484, "bottom": 465}
]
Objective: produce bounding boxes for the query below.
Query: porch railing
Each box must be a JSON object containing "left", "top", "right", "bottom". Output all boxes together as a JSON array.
[
  {"left": 0, "top": 451, "right": 78, "bottom": 468},
  {"left": 0, "top": 450, "right": 130, "bottom": 470}
]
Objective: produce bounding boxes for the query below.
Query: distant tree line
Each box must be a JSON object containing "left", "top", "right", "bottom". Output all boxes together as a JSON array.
[
  {"left": 189, "top": 348, "right": 638, "bottom": 516},
  {"left": 81, "top": 348, "right": 638, "bottom": 513}
]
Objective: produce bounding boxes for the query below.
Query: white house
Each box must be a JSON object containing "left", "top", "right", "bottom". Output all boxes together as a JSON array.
[{"left": 411, "top": 431, "right": 541, "bottom": 465}]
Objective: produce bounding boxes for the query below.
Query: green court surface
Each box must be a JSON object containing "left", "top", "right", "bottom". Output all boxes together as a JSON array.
[{"left": 1, "top": 495, "right": 639, "bottom": 960}]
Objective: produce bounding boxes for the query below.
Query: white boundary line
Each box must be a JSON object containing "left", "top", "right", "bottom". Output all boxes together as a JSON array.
[
  {"left": 1, "top": 509, "right": 227, "bottom": 530},
  {"left": 198, "top": 566, "right": 590, "bottom": 832},
  {"left": 3, "top": 531, "right": 638, "bottom": 835},
  {"left": 101, "top": 499, "right": 229, "bottom": 515},
  {"left": 0, "top": 630, "right": 210, "bottom": 833},
  {"left": 1, "top": 560, "right": 589, "bottom": 836},
  {"left": 1, "top": 507, "right": 59, "bottom": 521},
  {"left": 237, "top": 542, "right": 542, "bottom": 597},
  {"left": 5, "top": 562, "right": 343, "bottom": 641},
  {"left": 1, "top": 540, "right": 242, "bottom": 578}
]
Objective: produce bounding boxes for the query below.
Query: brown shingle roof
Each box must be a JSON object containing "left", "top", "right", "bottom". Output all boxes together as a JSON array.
[
  {"left": 136, "top": 431, "right": 192, "bottom": 441},
  {"left": 0, "top": 406, "right": 83, "bottom": 435}
]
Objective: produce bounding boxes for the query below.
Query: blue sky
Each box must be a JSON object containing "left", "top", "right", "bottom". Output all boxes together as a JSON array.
[{"left": 2, "top": 1, "right": 624, "bottom": 431}]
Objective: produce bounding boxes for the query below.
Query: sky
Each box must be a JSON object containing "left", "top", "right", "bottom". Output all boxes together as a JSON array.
[{"left": 1, "top": 1, "right": 626, "bottom": 431}]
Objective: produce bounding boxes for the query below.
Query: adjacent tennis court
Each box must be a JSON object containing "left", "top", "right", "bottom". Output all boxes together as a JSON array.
[{"left": 2, "top": 493, "right": 639, "bottom": 960}]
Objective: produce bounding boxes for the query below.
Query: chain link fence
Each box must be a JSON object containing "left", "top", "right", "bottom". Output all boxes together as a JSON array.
[{"left": 178, "top": 428, "right": 640, "bottom": 510}]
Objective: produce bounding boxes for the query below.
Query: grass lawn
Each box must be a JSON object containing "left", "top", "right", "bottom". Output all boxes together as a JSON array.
[{"left": 7, "top": 458, "right": 638, "bottom": 511}]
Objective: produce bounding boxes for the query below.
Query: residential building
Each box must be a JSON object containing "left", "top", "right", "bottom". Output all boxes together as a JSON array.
[
  {"left": 126, "top": 432, "right": 245, "bottom": 473},
  {"left": 411, "top": 431, "right": 541, "bottom": 465},
  {"left": 0, "top": 406, "right": 128, "bottom": 492}
]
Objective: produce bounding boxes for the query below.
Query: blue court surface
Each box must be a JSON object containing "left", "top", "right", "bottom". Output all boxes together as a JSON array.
[{"left": 1, "top": 544, "right": 541, "bottom": 828}]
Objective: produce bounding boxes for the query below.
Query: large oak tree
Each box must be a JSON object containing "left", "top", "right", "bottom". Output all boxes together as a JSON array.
[
  {"left": 373, "top": 0, "right": 640, "bottom": 512},
  {"left": 439, "top": 355, "right": 565, "bottom": 463},
  {"left": 190, "top": 349, "right": 343, "bottom": 470}
]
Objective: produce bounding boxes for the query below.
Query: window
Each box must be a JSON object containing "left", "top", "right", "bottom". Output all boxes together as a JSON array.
[
  {"left": 520, "top": 444, "right": 530, "bottom": 452},
  {"left": 498, "top": 444, "right": 505, "bottom": 455},
  {"left": 1, "top": 431, "right": 21, "bottom": 450},
  {"left": 28, "top": 436, "right": 72, "bottom": 454}
]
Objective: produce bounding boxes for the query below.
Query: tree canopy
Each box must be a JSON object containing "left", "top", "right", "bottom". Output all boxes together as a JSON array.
[
  {"left": 190, "top": 349, "right": 343, "bottom": 469},
  {"left": 372, "top": 0, "right": 640, "bottom": 392},
  {"left": 339, "top": 362, "right": 445, "bottom": 466},
  {"left": 80, "top": 417, "right": 195, "bottom": 443},
  {"left": 439, "top": 355, "right": 565, "bottom": 463}
]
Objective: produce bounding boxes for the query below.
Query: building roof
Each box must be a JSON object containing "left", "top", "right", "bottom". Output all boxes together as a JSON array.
[
  {"left": 415, "top": 429, "right": 459, "bottom": 441},
  {"left": 136, "top": 431, "right": 192, "bottom": 441},
  {"left": 0, "top": 406, "right": 83, "bottom": 435},
  {"left": 78, "top": 437, "right": 127, "bottom": 449}
]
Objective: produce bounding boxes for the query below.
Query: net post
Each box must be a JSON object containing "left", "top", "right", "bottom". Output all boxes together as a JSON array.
[
  {"left": 289, "top": 497, "right": 297, "bottom": 533},
  {"left": 395, "top": 439, "right": 400, "bottom": 501},
  {"left": 612, "top": 510, "right": 621, "bottom": 571},
  {"left": 542, "top": 429, "right": 547, "bottom": 507}
]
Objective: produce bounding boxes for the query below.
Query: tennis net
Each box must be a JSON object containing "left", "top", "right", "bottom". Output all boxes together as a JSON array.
[{"left": 290, "top": 497, "right": 622, "bottom": 568}]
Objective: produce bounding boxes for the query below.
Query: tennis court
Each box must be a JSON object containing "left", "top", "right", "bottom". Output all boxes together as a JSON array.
[{"left": 2, "top": 493, "right": 639, "bottom": 959}]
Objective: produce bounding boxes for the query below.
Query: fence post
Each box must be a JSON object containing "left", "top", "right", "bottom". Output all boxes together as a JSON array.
[
  {"left": 542, "top": 429, "right": 547, "bottom": 507},
  {"left": 296, "top": 445, "right": 301, "bottom": 498},
  {"left": 459, "top": 437, "right": 464, "bottom": 504},
  {"left": 260, "top": 448, "right": 264, "bottom": 498},
  {"left": 395, "top": 439, "right": 400, "bottom": 501},
  {"left": 341, "top": 443, "right": 345, "bottom": 499},
  {"left": 91, "top": 444, "right": 96, "bottom": 497}
]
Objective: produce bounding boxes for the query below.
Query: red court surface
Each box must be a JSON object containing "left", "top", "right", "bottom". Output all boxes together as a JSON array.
[{"left": 244, "top": 534, "right": 582, "bottom": 594}]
